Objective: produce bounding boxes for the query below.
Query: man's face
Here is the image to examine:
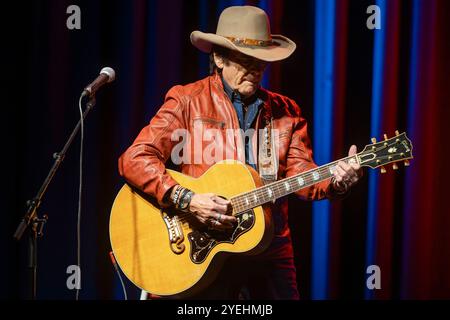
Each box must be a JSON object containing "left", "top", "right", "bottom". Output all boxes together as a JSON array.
[{"left": 214, "top": 50, "right": 268, "bottom": 98}]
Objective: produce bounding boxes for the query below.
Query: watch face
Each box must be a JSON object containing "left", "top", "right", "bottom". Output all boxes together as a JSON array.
[{"left": 181, "top": 193, "right": 192, "bottom": 210}]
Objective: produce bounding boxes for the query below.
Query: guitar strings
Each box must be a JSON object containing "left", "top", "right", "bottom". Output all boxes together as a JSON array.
[
  {"left": 230, "top": 155, "right": 355, "bottom": 211},
  {"left": 173, "top": 156, "right": 355, "bottom": 223},
  {"left": 231, "top": 149, "right": 402, "bottom": 211},
  {"left": 173, "top": 147, "right": 403, "bottom": 222},
  {"left": 176, "top": 172, "right": 334, "bottom": 224}
]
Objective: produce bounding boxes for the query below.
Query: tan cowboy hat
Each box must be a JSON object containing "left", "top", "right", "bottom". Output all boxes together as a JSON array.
[{"left": 190, "top": 6, "right": 296, "bottom": 62}]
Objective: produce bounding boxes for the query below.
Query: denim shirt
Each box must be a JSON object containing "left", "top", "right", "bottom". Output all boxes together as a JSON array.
[{"left": 221, "top": 77, "right": 263, "bottom": 169}]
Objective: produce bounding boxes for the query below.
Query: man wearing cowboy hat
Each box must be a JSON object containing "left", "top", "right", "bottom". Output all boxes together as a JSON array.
[{"left": 119, "top": 6, "right": 362, "bottom": 299}]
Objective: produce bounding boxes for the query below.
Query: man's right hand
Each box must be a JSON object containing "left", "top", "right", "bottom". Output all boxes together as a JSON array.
[{"left": 188, "top": 193, "right": 236, "bottom": 230}]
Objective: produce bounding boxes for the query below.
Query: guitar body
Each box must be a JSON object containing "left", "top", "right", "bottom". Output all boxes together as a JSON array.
[{"left": 109, "top": 160, "right": 273, "bottom": 298}]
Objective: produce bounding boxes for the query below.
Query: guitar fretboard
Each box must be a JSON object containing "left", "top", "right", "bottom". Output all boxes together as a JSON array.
[{"left": 230, "top": 155, "right": 357, "bottom": 214}]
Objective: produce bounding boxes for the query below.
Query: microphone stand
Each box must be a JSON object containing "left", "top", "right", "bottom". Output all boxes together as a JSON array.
[{"left": 13, "top": 94, "right": 96, "bottom": 300}]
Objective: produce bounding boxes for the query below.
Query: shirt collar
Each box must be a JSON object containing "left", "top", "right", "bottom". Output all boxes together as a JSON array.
[{"left": 221, "top": 75, "right": 235, "bottom": 101}]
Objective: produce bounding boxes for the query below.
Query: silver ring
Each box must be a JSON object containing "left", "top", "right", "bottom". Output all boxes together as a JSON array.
[{"left": 217, "top": 213, "right": 222, "bottom": 223}]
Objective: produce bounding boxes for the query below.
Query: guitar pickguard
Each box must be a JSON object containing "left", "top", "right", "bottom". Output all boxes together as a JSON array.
[{"left": 188, "top": 210, "right": 255, "bottom": 264}]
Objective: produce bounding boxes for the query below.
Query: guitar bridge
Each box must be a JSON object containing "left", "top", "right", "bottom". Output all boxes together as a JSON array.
[{"left": 161, "top": 210, "right": 185, "bottom": 254}]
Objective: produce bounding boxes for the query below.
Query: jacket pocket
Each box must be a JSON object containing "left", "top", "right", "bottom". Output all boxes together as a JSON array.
[{"left": 191, "top": 117, "right": 226, "bottom": 129}]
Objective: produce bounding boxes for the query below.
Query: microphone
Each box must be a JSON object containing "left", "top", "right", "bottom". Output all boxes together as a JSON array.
[{"left": 82, "top": 67, "right": 115, "bottom": 97}]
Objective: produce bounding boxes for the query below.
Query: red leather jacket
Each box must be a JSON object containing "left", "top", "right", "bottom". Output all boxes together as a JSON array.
[{"left": 119, "top": 73, "right": 334, "bottom": 252}]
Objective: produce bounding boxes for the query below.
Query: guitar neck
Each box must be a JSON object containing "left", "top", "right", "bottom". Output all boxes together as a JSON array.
[{"left": 230, "top": 155, "right": 358, "bottom": 213}]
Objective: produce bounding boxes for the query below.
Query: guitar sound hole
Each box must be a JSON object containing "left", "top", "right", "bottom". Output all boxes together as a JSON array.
[{"left": 188, "top": 210, "right": 255, "bottom": 264}]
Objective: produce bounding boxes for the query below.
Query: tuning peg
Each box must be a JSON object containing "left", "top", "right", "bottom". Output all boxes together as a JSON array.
[
  {"left": 392, "top": 163, "right": 398, "bottom": 170},
  {"left": 380, "top": 166, "right": 386, "bottom": 174},
  {"left": 384, "top": 134, "right": 388, "bottom": 140},
  {"left": 371, "top": 137, "right": 377, "bottom": 144},
  {"left": 395, "top": 130, "right": 400, "bottom": 136},
  {"left": 404, "top": 160, "right": 410, "bottom": 166}
]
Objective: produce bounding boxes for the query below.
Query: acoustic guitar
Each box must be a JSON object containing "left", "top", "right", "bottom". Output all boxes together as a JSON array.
[{"left": 109, "top": 132, "right": 413, "bottom": 298}]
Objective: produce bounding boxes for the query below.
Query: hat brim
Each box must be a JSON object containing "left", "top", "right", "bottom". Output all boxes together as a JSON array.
[{"left": 190, "top": 31, "right": 296, "bottom": 62}]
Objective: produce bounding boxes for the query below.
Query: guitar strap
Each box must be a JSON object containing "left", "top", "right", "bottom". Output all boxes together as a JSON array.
[{"left": 258, "top": 106, "right": 278, "bottom": 185}]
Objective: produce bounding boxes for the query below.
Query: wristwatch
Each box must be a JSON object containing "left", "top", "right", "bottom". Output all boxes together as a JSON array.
[{"left": 179, "top": 190, "right": 194, "bottom": 211}]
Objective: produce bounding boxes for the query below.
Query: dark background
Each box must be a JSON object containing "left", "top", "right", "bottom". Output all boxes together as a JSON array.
[{"left": 1, "top": 0, "right": 449, "bottom": 300}]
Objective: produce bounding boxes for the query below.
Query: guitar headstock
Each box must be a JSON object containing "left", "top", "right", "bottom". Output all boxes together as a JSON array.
[{"left": 358, "top": 131, "right": 413, "bottom": 173}]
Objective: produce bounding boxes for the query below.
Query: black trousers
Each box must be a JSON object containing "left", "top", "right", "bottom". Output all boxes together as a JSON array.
[{"left": 188, "top": 254, "right": 300, "bottom": 300}]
